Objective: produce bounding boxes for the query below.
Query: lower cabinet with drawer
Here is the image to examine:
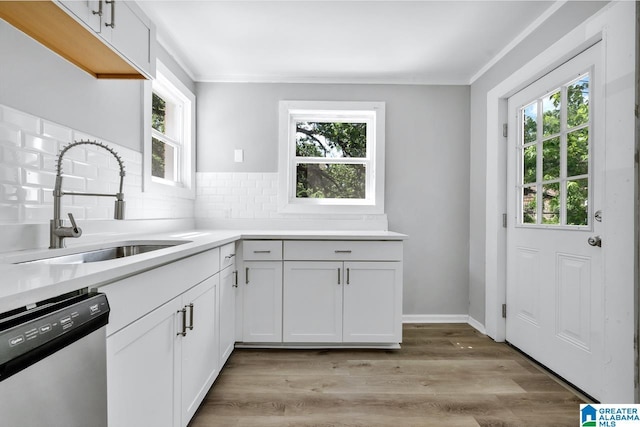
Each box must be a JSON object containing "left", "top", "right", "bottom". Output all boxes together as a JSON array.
[
  {"left": 101, "top": 249, "right": 220, "bottom": 427},
  {"left": 283, "top": 240, "right": 403, "bottom": 345},
  {"left": 239, "top": 239, "right": 403, "bottom": 347},
  {"left": 241, "top": 240, "right": 283, "bottom": 343}
]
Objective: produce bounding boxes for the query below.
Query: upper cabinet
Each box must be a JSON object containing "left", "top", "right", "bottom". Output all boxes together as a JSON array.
[{"left": 0, "top": 0, "right": 155, "bottom": 79}]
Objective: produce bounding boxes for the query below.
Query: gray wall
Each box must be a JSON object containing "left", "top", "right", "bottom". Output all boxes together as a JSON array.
[
  {"left": 0, "top": 20, "right": 194, "bottom": 153},
  {"left": 197, "top": 82, "right": 471, "bottom": 315},
  {"left": 468, "top": 1, "right": 610, "bottom": 325}
]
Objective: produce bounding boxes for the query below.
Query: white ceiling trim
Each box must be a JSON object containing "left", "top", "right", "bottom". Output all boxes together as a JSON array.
[
  {"left": 468, "top": 0, "right": 567, "bottom": 84},
  {"left": 194, "top": 74, "right": 470, "bottom": 85}
]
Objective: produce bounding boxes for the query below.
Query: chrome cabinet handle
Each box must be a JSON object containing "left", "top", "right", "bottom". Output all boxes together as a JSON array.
[
  {"left": 245, "top": 267, "right": 249, "bottom": 284},
  {"left": 187, "top": 303, "right": 194, "bottom": 331},
  {"left": 177, "top": 307, "right": 187, "bottom": 336},
  {"left": 334, "top": 250, "right": 352, "bottom": 254},
  {"left": 253, "top": 250, "right": 271, "bottom": 254},
  {"left": 92, "top": 0, "right": 103, "bottom": 16},
  {"left": 105, "top": 0, "right": 115, "bottom": 28},
  {"left": 338, "top": 268, "right": 341, "bottom": 285},
  {"left": 346, "top": 268, "right": 350, "bottom": 285},
  {"left": 233, "top": 270, "right": 238, "bottom": 287}
]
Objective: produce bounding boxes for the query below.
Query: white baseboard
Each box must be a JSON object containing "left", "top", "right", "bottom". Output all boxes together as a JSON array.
[
  {"left": 467, "top": 316, "right": 487, "bottom": 334},
  {"left": 403, "top": 314, "right": 487, "bottom": 335},
  {"left": 402, "top": 314, "right": 469, "bottom": 323}
]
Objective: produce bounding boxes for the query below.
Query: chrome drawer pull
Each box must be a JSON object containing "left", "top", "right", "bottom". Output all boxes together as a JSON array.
[
  {"left": 253, "top": 250, "right": 271, "bottom": 253},
  {"left": 177, "top": 308, "right": 187, "bottom": 336},
  {"left": 187, "top": 303, "right": 194, "bottom": 331},
  {"left": 347, "top": 268, "right": 350, "bottom": 285},
  {"left": 338, "top": 268, "right": 341, "bottom": 285},
  {"left": 246, "top": 267, "right": 249, "bottom": 284},
  {"left": 334, "top": 250, "right": 352, "bottom": 254}
]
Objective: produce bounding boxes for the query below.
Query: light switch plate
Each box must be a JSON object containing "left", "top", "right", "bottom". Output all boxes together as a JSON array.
[{"left": 234, "top": 149, "right": 244, "bottom": 162}]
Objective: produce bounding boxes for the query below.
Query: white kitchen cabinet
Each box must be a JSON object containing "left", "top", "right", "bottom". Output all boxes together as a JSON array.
[
  {"left": 180, "top": 275, "right": 218, "bottom": 427},
  {"left": 58, "top": 0, "right": 101, "bottom": 32},
  {"left": 342, "top": 262, "right": 402, "bottom": 343},
  {"left": 98, "top": 0, "right": 155, "bottom": 78},
  {"left": 107, "top": 294, "right": 181, "bottom": 427},
  {"left": 283, "top": 261, "right": 343, "bottom": 342},
  {"left": 0, "top": 0, "right": 155, "bottom": 79},
  {"left": 282, "top": 240, "right": 403, "bottom": 345},
  {"left": 242, "top": 260, "right": 283, "bottom": 343},
  {"left": 103, "top": 248, "right": 221, "bottom": 427},
  {"left": 218, "top": 243, "right": 237, "bottom": 369}
]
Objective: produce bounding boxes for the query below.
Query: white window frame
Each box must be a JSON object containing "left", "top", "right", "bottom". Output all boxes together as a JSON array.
[
  {"left": 278, "top": 100, "right": 385, "bottom": 215},
  {"left": 143, "top": 60, "right": 195, "bottom": 199}
]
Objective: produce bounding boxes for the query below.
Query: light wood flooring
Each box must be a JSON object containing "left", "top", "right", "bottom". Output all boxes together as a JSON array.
[{"left": 189, "top": 324, "right": 587, "bottom": 427}]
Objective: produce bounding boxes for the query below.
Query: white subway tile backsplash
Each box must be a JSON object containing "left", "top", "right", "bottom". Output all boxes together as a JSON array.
[
  {"left": 42, "top": 120, "right": 72, "bottom": 142},
  {"left": 0, "top": 166, "right": 20, "bottom": 184},
  {"left": 23, "top": 133, "right": 58, "bottom": 155},
  {"left": 2, "top": 107, "right": 40, "bottom": 134},
  {"left": 23, "top": 169, "right": 57, "bottom": 187},
  {"left": 0, "top": 124, "right": 20, "bottom": 146},
  {"left": 0, "top": 104, "right": 193, "bottom": 226}
]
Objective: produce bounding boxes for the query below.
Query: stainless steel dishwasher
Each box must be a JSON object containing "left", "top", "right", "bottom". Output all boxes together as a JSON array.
[{"left": 0, "top": 290, "right": 110, "bottom": 427}]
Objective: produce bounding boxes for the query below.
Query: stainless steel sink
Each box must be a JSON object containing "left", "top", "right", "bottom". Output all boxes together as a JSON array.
[{"left": 17, "top": 242, "right": 189, "bottom": 265}]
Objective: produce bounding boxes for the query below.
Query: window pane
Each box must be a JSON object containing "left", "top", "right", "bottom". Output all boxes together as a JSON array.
[
  {"left": 522, "top": 145, "right": 537, "bottom": 184},
  {"left": 296, "top": 122, "right": 367, "bottom": 158},
  {"left": 522, "top": 186, "right": 537, "bottom": 224},
  {"left": 152, "top": 137, "right": 175, "bottom": 180},
  {"left": 296, "top": 163, "right": 365, "bottom": 199},
  {"left": 567, "top": 179, "right": 588, "bottom": 226},
  {"left": 542, "top": 183, "right": 560, "bottom": 224},
  {"left": 543, "top": 91, "right": 560, "bottom": 136},
  {"left": 542, "top": 137, "right": 560, "bottom": 181},
  {"left": 152, "top": 93, "right": 166, "bottom": 134},
  {"left": 522, "top": 103, "right": 537, "bottom": 144},
  {"left": 567, "top": 76, "right": 589, "bottom": 128},
  {"left": 567, "top": 127, "right": 589, "bottom": 177}
]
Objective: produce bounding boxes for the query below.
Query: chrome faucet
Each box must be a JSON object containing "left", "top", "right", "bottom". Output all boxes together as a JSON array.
[{"left": 50, "top": 140, "right": 126, "bottom": 249}]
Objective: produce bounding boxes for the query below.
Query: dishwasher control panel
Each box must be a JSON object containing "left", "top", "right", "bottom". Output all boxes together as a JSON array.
[{"left": 0, "top": 293, "right": 110, "bottom": 369}]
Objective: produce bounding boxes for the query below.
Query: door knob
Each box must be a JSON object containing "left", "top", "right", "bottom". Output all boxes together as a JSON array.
[{"left": 587, "top": 236, "right": 602, "bottom": 247}]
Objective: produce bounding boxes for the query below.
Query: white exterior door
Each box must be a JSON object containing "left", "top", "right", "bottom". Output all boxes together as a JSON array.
[{"left": 506, "top": 43, "right": 604, "bottom": 399}]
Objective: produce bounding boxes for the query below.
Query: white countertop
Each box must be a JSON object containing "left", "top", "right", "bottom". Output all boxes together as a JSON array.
[{"left": 0, "top": 229, "right": 406, "bottom": 314}]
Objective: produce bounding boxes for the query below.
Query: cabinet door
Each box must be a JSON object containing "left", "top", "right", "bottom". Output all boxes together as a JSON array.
[
  {"left": 57, "top": 0, "right": 101, "bottom": 32},
  {"left": 180, "top": 275, "right": 219, "bottom": 427},
  {"left": 283, "top": 261, "right": 343, "bottom": 343},
  {"left": 219, "top": 265, "right": 236, "bottom": 369},
  {"left": 107, "top": 297, "right": 182, "bottom": 427},
  {"left": 343, "top": 262, "right": 402, "bottom": 343},
  {"left": 243, "top": 261, "right": 282, "bottom": 342},
  {"left": 101, "top": 0, "right": 155, "bottom": 77}
]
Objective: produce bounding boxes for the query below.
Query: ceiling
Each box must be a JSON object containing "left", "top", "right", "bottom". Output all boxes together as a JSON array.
[{"left": 137, "top": 0, "right": 557, "bottom": 85}]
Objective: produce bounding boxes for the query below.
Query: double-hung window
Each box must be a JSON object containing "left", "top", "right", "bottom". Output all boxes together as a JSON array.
[
  {"left": 278, "top": 101, "right": 385, "bottom": 214},
  {"left": 144, "top": 60, "right": 195, "bottom": 198}
]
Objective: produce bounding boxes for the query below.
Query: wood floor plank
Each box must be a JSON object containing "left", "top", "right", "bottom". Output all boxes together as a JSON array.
[{"left": 188, "top": 324, "right": 588, "bottom": 427}]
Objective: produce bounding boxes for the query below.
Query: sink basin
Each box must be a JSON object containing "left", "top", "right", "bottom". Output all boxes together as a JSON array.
[{"left": 17, "top": 241, "right": 189, "bottom": 265}]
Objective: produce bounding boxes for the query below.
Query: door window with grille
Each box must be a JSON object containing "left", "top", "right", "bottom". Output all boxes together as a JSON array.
[{"left": 517, "top": 73, "right": 591, "bottom": 228}]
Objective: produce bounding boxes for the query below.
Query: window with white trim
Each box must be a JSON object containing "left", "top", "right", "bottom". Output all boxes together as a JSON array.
[
  {"left": 278, "top": 101, "right": 385, "bottom": 214},
  {"left": 144, "top": 60, "right": 195, "bottom": 198}
]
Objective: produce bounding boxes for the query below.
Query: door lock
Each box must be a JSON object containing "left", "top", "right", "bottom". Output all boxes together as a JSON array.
[{"left": 587, "top": 236, "right": 602, "bottom": 247}]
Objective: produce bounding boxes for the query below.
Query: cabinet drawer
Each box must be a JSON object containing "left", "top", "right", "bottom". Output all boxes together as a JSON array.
[
  {"left": 284, "top": 240, "right": 402, "bottom": 261},
  {"left": 220, "top": 243, "right": 236, "bottom": 270},
  {"left": 243, "top": 240, "right": 283, "bottom": 260},
  {"left": 99, "top": 248, "right": 220, "bottom": 336}
]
